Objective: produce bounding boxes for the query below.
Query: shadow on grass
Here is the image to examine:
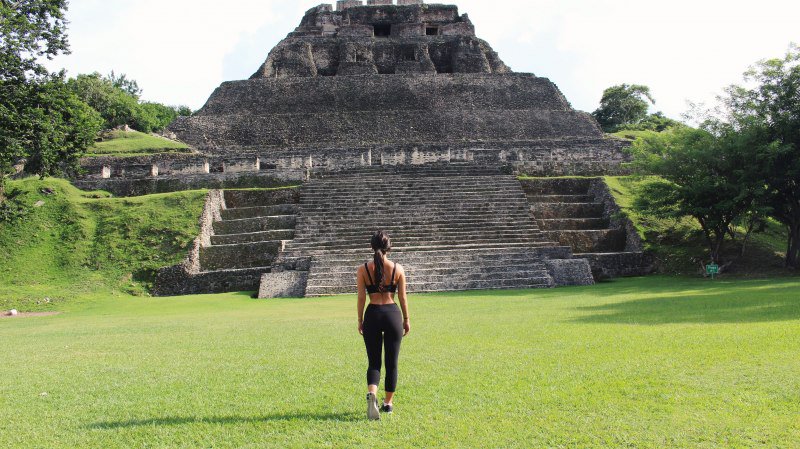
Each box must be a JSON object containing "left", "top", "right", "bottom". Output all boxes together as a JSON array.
[
  {"left": 576, "top": 279, "right": 800, "bottom": 325},
  {"left": 88, "top": 411, "right": 362, "bottom": 429}
]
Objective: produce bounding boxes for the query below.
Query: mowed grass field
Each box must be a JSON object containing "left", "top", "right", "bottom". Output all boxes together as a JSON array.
[{"left": 1, "top": 276, "right": 799, "bottom": 448}]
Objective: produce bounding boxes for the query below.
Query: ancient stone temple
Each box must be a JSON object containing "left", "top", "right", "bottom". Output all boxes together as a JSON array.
[{"left": 130, "top": 1, "right": 651, "bottom": 297}]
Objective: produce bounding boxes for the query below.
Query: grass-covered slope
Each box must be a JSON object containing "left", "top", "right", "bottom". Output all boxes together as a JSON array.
[
  {"left": 605, "top": 176, "right": 789, "bottom": 275},
  {"left": 0, "top": 178, "right": 205, "bottom": 311},
  {"left": 88, "top": 130, "right": 190, "bottom": 156},
  {"left": 0, "top": 277, "right": 798, "bottom": 448}
]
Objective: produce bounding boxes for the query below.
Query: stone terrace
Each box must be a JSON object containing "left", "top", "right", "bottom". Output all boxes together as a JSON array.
[
  {"left": 259, "top": 164, "right": 594, "bottom": 297},
  {"left": 520, "top": 178, "right": 654, "bottom": 279}
]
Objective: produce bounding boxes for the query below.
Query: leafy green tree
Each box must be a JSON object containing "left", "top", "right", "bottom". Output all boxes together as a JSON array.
[
  {"left": 67, "top": 73, "right": 185, "bottom": 133},
  {"left": 721, "top": 45, "right": 800, "bottom": 268},
  {"left": 1, "top": 0, "right": 101, "bottom": 202},
  {"left": 107, "top": 70, "right": 142, "bottom": 97},
  {"left": 617, "top": 112, "right": 684, "bottom": 133},
  {"left": 631, "top": 127, "right": 767, "bottom": 264},
  {"left": 67, "top": 73, "right": 142, "bottom": 129},
  {"left": 592, "top": 84, "right": 656, "bottom": 132}
]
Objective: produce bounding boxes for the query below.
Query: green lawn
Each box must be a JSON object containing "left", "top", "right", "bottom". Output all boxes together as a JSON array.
[
  {"left": 1, "top": 276, "right": 798, "bottom": 448},
  {"left": 88, "top": 130, "right": 190, "bottom": 157}
]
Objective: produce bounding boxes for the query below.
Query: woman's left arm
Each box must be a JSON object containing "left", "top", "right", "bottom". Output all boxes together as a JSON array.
[
  {"left": 356, "top": 265, "right": 366, "bottom": 335},
  {"left": 397, "top": 265, "right": 410, "bottom": 336}
]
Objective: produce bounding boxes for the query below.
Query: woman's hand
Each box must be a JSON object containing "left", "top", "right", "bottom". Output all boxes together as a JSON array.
[
  {"left": 358, "top": 320, "right": 364, "bottom": 335},
  {"left": 403, "top": 319, "right": 410, "bottom": 336}
]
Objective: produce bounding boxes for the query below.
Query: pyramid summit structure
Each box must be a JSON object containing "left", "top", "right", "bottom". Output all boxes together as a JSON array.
[{"left": 163, "top": 1, "right": 628, "bottom": 176}]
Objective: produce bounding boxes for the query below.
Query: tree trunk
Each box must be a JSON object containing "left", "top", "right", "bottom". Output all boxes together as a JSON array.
[{"left": 787, "top": 222, "right": 800, "bottom": 269}]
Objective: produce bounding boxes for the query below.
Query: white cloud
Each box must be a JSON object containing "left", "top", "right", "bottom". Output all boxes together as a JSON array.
[{"left": 52, "top": 0, "right": 800, "bottom": 118}]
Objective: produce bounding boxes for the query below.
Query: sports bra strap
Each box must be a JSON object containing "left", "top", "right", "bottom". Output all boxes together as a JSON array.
[
  {"left": 390, "top": 264, "right": 397, "bottom": 285},
  {"left": 364, "top": 263, "right": 374, "bottom": 286}
]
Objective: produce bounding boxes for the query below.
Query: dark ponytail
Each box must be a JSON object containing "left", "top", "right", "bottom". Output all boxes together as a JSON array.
[{"left": 371, "top": 231, "right": 392, "bottom": 292}]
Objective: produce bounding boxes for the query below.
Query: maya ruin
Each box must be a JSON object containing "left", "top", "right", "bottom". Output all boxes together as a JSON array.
[{"left": 73, "top": 0, "right": 654, "bottom": 298}]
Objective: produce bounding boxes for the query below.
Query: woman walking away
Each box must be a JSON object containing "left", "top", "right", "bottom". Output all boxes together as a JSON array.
[{"left": 357, "top": 231, "right": 410, "bottom": 421}]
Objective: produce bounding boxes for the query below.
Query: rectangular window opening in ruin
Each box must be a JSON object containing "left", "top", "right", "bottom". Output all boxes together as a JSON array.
[
  {"left": 426, "top": 27, "right": 439, "bottom": 36},
  {"left": 373, "top": 24, "right": 391, "bottom": 38}
]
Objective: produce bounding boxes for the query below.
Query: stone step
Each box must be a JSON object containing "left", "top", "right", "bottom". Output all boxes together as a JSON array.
[
  {"left": 530, "top": 202, "right": 605, "bottom": 219},
  {"left": 223, "top": 188, "right": 300, "bottom": 209},
  {"left": 296, "top": 219, "right": 537, "bottom": 230},
  {"left": 291, "top": 229, "right": 545, "bottom": 243},
  {"left": 301, "top": 182, "right": 523, "bottom": 193},
  {"left": 221, "top": 204, "right": 299, "bottom": 220},
  {"left": 297, "top": 205, "right": 532, "bottom": 214},
  {"left": 299, "top": 196, "right": 529, "bottom": 206},
  {"left": 310, "top": 270, "right": 551, "bottom": 286},
  {"left": 156, "top": 266, "right": 271, "bottom": 296},
  {"left": 312, "top": 168, "right": 504, "bottom": 179},
  {"left": 526, "top": 194, "right": 593, "bottom": 203},
  {"left": 199, "top": 241, "right": 284, "bottom": 271},
  {"left": 537, "top": 218, "right": 609, "bottom": 230},
  {"left": 310, "top": 262, "right": 548, "bottom": 276},
  {"left": 309, "top": 246, "right": 573, "bottom": 262},
  {"left": 211, "top": 229, "right": 296, "bottom": 245},
  {"left": 305, "top": 277, "right": 554, "bottom": 296},
  {"left": 284, "top": 242, "right": 560, "bottom": 259},
  {"left": 542, "top": 229, "right": 627, "bottom": 253},
  {"left": 287, "top": 237, "right": 551, "bottom": 251},
  {"left": 213, "top": 215, "right": 297, "bottom": 235},
  {"left": 575, "top": 252, "right": 655, "bottom": 280},
  {"left": 284, "top": 242, "right": 558, "bottom": 257},
  {"left": 296, "top": 216, "right": 536, "bottom": 226},
  {"left": 518, "top": 178, "right": 596, "bottom": 195}
]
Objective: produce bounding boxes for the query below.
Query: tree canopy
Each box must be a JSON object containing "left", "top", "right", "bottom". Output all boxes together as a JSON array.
[
  {"left": 1, "top": 0, "right": 103, "bottom": 203},
  {"left": 631, "top": 45, "right": 800, "bottom": 268},
  {"left": 592, "top": 84, "right": 656, "bottom": 132}
]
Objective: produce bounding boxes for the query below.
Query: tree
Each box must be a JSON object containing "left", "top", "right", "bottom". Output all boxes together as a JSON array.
[
  {"left": 107, "top": 70, "right": 142, "bottom": 97},
  {"left": 67, "top": 73, "right": 185, "bottom": 133},
  {"left": 592, "top": 84, "right": 656, "bottom": 132},
  {"left": 617, "top": 112, "right": 684, "bottom": 133},
  {"left": 0, "top": 0, "right": 100, "bottom": 203},
  {"left": 721, "top": 45, "right": 800, "bottom": 268},
  {"left": 630, "top": 126, "right": 767, "bottom": 264}
]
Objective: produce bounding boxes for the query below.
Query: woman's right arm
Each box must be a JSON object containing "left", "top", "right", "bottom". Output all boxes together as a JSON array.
[{"left": 357, "top": 265, "right": 366, "bottom": 335}]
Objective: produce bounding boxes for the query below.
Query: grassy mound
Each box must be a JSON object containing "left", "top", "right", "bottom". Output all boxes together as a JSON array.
[
  {"left": 0, "top": 178, "right": 205, "bottom": 311},
  {"left": 605, "top": 176, "right": 789, "bottom": 275},
  {"left": 0, "top": 277, "right": 798, "bottom": 447},
  {"left": 89, "top": 130, "right": 191, "bottom": 157}
]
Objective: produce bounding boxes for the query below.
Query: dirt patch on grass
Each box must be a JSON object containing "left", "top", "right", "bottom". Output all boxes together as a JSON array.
[{"left": 1, "top": 312, "right": 61, "bottom": 319}]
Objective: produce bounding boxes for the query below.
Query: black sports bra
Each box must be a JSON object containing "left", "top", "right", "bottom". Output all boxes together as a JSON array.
[{"left": 364, "top": 262, "right": 398, "bottom": 294}]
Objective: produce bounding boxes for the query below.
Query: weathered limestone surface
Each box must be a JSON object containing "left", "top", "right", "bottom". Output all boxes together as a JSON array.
[
  {"left": 153, "top": 188, "right": 301, "bottom": 296},
  {"left": 520, "top": 178, "right": 654, "bottom": 280},
  {"left": 275, "top": 165, "right": 594, "bottom": 296},
  {"left": 258, "top": 271, "right": 309, "bottom": 298}
]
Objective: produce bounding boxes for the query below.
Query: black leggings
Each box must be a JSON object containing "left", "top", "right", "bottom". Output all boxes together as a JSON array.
[{"left": 362, "top": 303, "right": 404, "bottom": 393}]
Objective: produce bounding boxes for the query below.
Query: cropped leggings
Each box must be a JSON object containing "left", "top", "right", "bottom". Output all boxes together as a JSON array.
[{"left": 362, "top": 303, "right": 404, "bottom": 392}]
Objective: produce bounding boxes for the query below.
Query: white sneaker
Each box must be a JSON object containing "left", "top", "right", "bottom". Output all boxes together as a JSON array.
[{"left": 366, "top": 392, "right": 380, "bottom": 421}]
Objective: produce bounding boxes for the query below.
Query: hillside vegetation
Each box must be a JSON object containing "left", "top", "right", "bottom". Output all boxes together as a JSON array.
[
  {"left": 0, "top": 178, "right": 205, "bottom": 311},
  {"left": 605, "top": 176, "right": 789, "bottom": 275}
]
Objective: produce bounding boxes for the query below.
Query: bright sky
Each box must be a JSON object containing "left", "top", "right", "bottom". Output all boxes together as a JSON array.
[{"left": 52, "top": 0, "right": 799, "bottom": 119}]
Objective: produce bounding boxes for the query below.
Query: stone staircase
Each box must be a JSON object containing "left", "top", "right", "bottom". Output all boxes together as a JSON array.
[
  {"left": 153, "top": 188, "right": 300, "bottom": 295},
  {"left": 520, "top": 178, "right": 653, "bottom": 279},
  {"left": 260, "top": 165, "right": 594, "bottom": 297}
]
